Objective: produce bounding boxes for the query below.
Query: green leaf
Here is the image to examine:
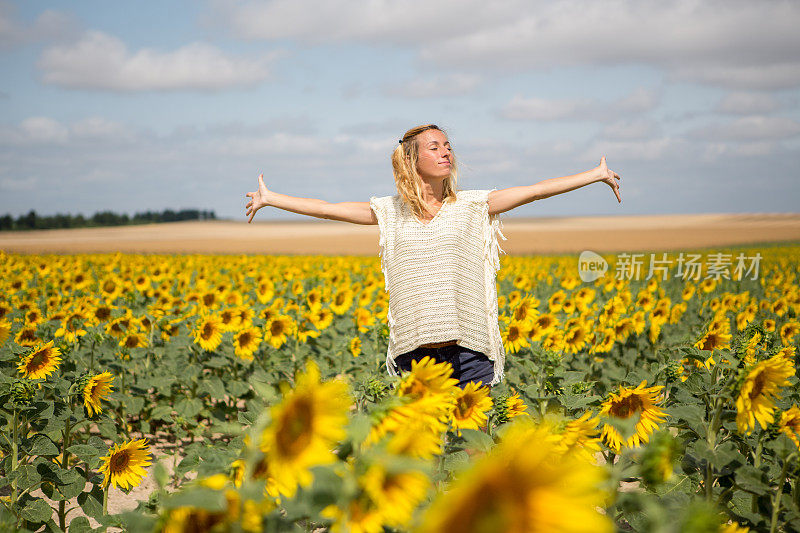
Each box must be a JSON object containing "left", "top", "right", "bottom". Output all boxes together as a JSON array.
[
  {"left": 667, "top": 404, "right": 706, "bottom": 438},
  {"left": 164, "top": 487, "right": 226, "bottom": 511},
  {"left": 459, "top": 429, "right": 494, "bottom": 453},
  {"left": 11, "top": 464, "right": 42, "bottom": 492},
  {"left": 175, "top": 398, "right": 203, "bottom": 419},
  {"left": 735, "top": 465, "right": 769, "bottom": 495},
  {"left": 150, "top": 405, "right": 173, "bottom": 421},
  {"left": 443, "top": 451, "right": 470, "bottom": 474},
  {"left": 19, "top": 497, "right": 53, "bottom": 524},
  {"left": 68, "top": 444, "right": 101, "bottom": 463},
  {"left": 68, "top": 516, "right": 93, "bottom": 533},
  {"left": 25, "top": 433, "right": 60, "bottom": 456},
  {"left": 77, "top": 485, "right": 104, "bottom": 520}
]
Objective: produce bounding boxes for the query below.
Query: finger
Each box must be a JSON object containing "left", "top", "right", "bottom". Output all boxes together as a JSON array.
[
  {"left": 614, "top": 172, "right": 621, "bottom": 180},
  {"left": 246, "top": 192, "right": 253, "bottom": 198},
  {"left": 246, "top": 200, "right": 253, "bottom": 208},
  {"left": 614, "top": 188, "right": 621, "bottom": 203},
  {"left": 258, "top": 173, "right": 265, "bottom": 186},
  {"left": 248, "top": 212, "right": 254, "bottom": 223}
]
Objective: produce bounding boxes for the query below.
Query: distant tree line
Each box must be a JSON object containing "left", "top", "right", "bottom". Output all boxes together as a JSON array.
[{"left": 0, "top": 209, "right": 217, "bottom": 231}]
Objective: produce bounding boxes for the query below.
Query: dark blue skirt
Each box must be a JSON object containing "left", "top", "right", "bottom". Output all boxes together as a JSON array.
[{"left": 392, "top": 343, "right": 494, "bottom": 388}]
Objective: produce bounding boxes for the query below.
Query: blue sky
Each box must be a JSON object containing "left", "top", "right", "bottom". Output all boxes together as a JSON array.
[{"left": 1, "top": 0, "right": 799, "bottom": 221}]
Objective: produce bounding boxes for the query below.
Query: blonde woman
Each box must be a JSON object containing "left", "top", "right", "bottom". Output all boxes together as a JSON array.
[{"left": 245, "top": 124, "right": 621, "bottom": 387}]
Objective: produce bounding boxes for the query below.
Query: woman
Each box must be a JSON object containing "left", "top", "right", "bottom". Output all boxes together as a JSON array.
[{"left": 245, "top": 124, "right": 621, "bottom": 388}]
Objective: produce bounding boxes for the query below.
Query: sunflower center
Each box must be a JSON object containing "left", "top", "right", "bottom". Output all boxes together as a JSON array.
[
  {"left": 749, "top": 373, "right": 766, "bottom": 399},
  {"left": 507, "top": 327, "right": 520, "bottom": 342},
  {"left": 124, "top": 335, "right": 137, "bottom": 348},
  {"left": 201, "top": 323, "right": 215, "bottom": 340},
  {"left": 270, "top": 321, "right": 285, "bottom": 336},
  {"left": 455, "top": 396, "right": 475, "bottom": 419},
  {"left": 610, "top": 394, "right": 644, "bottom": 419},
  {"left": 111, "top": 450, "right": 130, "bottom": 472},
  {"left": 238, "top": 332, "right": 252, "bottom": 346},
  {"left": 27, "top": 350, "right": 49, "bottom": 371},
  {"left": 276, "top": 397, "right": 314, "bottom": 457}
]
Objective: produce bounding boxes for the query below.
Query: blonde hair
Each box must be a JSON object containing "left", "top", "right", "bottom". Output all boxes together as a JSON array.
[{"left": 391, "top": 124, "right": 458, "bottom": 220}]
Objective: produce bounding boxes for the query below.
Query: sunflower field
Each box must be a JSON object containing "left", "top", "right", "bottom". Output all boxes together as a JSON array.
[{"left": 0, "top": 245, "right": 799, "bottom": 533}]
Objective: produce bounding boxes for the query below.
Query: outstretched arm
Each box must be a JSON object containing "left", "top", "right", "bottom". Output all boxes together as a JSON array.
[
  {"left": 488, "top": 156, "right": 621, "bottom": 216},
  {"left": 245, "top": 174, "right": 377, "bottom": 225}
]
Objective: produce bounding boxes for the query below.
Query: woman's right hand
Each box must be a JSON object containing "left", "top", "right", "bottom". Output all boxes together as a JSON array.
[{"left": 245, "top": 173, "right": 270, "bottom": 223}]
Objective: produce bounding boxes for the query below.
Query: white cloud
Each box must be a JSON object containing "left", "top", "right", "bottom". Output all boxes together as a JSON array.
[
  {"left": 213, "top": 0, "right": 800, "bottom": 90},
  {"left": 0, "top": 2, "right": 77, "bottom": 50},
  {"left": 384, "top": 74, "right": 481, "bottom": 98},
  {"left": 19, "top": 117, "right": 68, "bottom": 143},
  {"left": 599, "top": 118, "right": 659, "bottom": 140},
  {"left": 669, "top": 63, "right": 800, "bottom": 91},
  {"left": 501, "top": 87, "right": 659, "bottom": 121},
  {"left": 687, "top": 116, "right": 800, "bottom": 141},
  {"left": 715, "top": 92, "right": 781, "bottom": 115},
  {"left": 37, "top": 30, "right": 277, "bottom": 91},
  {"left": 580, "top": 137, "right": 686, "bottom": 162}
]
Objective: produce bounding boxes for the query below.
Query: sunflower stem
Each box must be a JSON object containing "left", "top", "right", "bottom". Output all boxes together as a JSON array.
[
  {"left": 769, "top": 453, "right": 796, "bottom": 533},
  {"left": 102, "top": 481, "right": 109, "bottom": 516},
  {"left": 58, "top": 413, "right": 72, "bottom": 530},
  {"left": 10, "top": 408, "right": 18, "bottom": 508}
]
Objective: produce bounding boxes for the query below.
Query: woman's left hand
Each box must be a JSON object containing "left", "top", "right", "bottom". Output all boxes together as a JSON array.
[{"left": 597, "top": 156, "right": 622, "bottom": 203}]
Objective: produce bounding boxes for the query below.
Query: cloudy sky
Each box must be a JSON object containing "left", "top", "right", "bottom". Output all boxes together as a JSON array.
[{"left": 1, "top": 0, "right": 799, "bottom": 221}]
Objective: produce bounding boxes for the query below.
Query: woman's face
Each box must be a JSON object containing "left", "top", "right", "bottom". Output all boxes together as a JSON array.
[{"left": 414, "top": 129, "right": 452, "bottom": 180}]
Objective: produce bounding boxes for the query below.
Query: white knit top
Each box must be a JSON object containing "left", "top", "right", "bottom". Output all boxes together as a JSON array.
[{"left": 369, "top": 189, "right": 508, "bottom": 385}]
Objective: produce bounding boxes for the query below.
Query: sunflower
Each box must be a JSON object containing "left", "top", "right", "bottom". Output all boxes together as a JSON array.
[
  {"left": 264, "top": 315, "right": 295, "bottom": 349},
  {"left": 397, "top": 356, "right": 459, "bottom": 400},
  {"left": 218, "top": 307, "right": 242, "bottom": 331},
  {"left": 83, "top": 372, "right": 115, "bottom": 416},
  {"left": 360, "top": 463, "right": 430, "bottom": 528},
  {"left": 503, "top": 320, "right": 530, "bottom": 354},
  {"left": 735, "top": 353, "right": 795, "bottom": 434},
  {"left": 296, "top": 315, "right": 321, "bottom": 343},
  {"left": 564, "top": 324, "right": 589, "bottom": 354},
  {"left": 504, "top": 389, "right": 528, "bottom": 419},
  {"left": 193, "top": 314, "right": 224, "bottom": 352},
  {"left": 55, "top": 311, "right": 88, "bottom": 343},
  {"left": 354, "top": 307, "right": 376, "bottom": 333},
  {"left": 258, "top": 360, "right": 351, "bottom": 498},
  {"left": 349, "top": 336, "right": 362, "bottom": 357},
  {"left": 592, "top": 328, "right": 616, "bottom": 354},
  {"left": 451, "top": 382, "right": 493, "bottom": 434},
  {"left": 557, "top": 412, "right": 602, "bottom": 461},
  {"left": 529, "top": 313, "right": 557, "bottom": 341},
  {"left": 694, "top": 328, "right": 732, "bottom": 352},
  {"left": 778, "top": 405, "right": 800, "bottom": 450},
  {"left": 780, "top": 320, "right": 800, "bottom": 345},
  {"left": 321, "top": 495, "right": 384, "bottom": 533},
  {"left": 234, "top": 327, "right": 262, "bottom": 361},
  {"left": 310, "top": 307, "right": 335, "bottom": 330},
  {"left": 255, "top": 278, "right": 275, "bottom": 305},
  {"left": 99, "top": 438, "right": 153, "bottom": 490},
  {"left": 18, "top": 341, "right": 62, "bottom": 380},
  {"left": 119, "top": 331, "right": 148, "bottom": 349},
  {"left": 0, "top": 319, "right": 10, "bottom": 345},
  {"left": 599, "top": 381, "right": 667, "bottom": 453},
  {"left": 417, "top": 418, "right": 612, "bottom": 533},
  {"left": 548, "top": 290, "right": 566, "bottom": 313},
  {"left": 383, "top": 420, "right": 444, "bottom": 459},
  {"left": 330, "top": 288, "right": 355, "bottom": 315}
]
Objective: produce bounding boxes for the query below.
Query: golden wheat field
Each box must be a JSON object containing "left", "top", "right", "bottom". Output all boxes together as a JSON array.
[{"left": 1, "top": 228, "right": 800, "bottom": 532}]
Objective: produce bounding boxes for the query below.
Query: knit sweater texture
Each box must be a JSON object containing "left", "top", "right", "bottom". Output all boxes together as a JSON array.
[{"left": 369, "top": 189, "right": 508, "bottom": 385}]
